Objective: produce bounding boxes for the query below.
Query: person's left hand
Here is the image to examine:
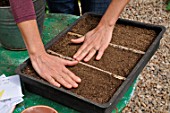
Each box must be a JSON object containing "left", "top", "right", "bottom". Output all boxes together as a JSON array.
[{"left": 71, "top": 24, "right": 114, "bottom": 62}]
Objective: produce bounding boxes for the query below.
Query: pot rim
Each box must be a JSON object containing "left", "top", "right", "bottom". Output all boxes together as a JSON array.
[
  {"left": 0, "top": 6, "right": 10, "bottom": 8},
  {"left": 21, "top": 105, "right": 58, "bottom": 113},
  {"left": 0, "top": 0, "right": 37, "bottom": 9}
]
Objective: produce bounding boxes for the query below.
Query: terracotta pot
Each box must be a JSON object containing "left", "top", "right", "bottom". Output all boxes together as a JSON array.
[{"left": 21, "top": 105, "right": 58, "bottom": 113}]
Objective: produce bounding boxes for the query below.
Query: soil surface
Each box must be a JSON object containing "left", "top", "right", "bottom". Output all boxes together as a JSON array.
[
  {"left": 71, "top": 15, "right": 100, "bottom": 34},
  {"left": 23, "top": 63, "right": 122, "bottom": 104},
  {"left": 71, "top": 15, "right": 156, "bottom": 51},
  {"left": 0, "top": 0, "right": 10, "bottom": 6},
  {"left": 111, "top": 25, "right": 156, "bottom": 52},
  {"left": 50, "top": 34, "right": 142, "bottom": 77},
  {"left": 69, "top": 64, "right": 122, "bottom": 104},
  {"left": 50, "top": 34, "right": 81, "bottom": 57}
]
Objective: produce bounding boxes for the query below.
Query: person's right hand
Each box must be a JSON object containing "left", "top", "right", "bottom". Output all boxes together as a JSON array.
[
  {"left": 30, "top": 51, "right": 81, "bottom": 89},
  {"left": 17, "top": 20, "right": 81, "bottom": 89}
]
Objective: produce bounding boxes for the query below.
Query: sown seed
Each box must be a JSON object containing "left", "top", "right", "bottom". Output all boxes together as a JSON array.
[
  {"left": 47, "top": 49, "right": 126, "bottom": 80},
  {"left": 67, "top": 32, "right": 145, "bottom": 55}
]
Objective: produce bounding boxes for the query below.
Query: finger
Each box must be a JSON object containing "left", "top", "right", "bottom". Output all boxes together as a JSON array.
[
  {"left": 73, "top": 43, "right": 89, "bottom": 60},
  {"left": 64, "top": 67, "right": 81, "bottom": 83},
  {"left": 84, "top": 48, "right": 97, "bottom": 62},
  {"left": 63, "top": 59, "right": 78, "bottom": 66},
  {"left": 96, "top": 46, "right": 107, "bottom": 60},
  {"left": 43, "top": 74, "right": 61, "bottom": 87},
  {"left": 54, "top": 74, "right": 72, "bottom": 89},
  {"left": 75, "top": 46, "right": 93, "bottom": 61},
  {"left": 35, "top": 61, "right": 61, "bottom": 88},
  {"left": 71, "top": 36, "right": 85, "bottom": 44},
  {"left": 62, "top": 70, "right": 79, "bottom": 88}
]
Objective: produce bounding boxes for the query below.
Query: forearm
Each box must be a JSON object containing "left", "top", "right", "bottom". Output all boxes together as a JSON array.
[
  {"left": 18, "top": 20, "right": 45, "bottom": 57},
  {"left": 9, "top": 0, "right": 43, "bottom": 56},
  {"left": 98, "top": 0, "right": 130, "bottom": 28}
]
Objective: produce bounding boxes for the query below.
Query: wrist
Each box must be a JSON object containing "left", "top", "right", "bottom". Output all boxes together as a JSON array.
[
  {"left": 28, "top": 44, "right": 46, "bottom": 59},
  {"left": 97, "top": 20, "right": 115, "bottom": 32},
  {"left": 98, "top": 17, "right": 116, "bottom": 30}
]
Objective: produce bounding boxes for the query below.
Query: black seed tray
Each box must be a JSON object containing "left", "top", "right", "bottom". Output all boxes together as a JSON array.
[{"left": 16, "top": 13, "right": 166, "bottom": 113}]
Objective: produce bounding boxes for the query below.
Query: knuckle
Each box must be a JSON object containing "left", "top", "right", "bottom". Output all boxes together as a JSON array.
[
  {"left": 45, "top": 76, "right": 52, "bottom": 82},
  {"left": 49, "top": 79, "right": 55, "bottom": 84},
  {"left": 69, "top": 72, "right": 75, "bottom": 77},
  {"left": 58, "top": 74, "right": 64, "bottom": 80},
  {"left": 85, "top": 32, "right": 90, "bottom": 37},
  {"left": 101, "top": 46, "right": 107, "bottom": 51},
  {"left": 62, "top": 80, "right": 68, "bottom": 86},
  {"left": 95, "top": 45, "right": 100, "bottom": 50},
  {"left": 67, "top": 70, "right": 73, "bottom": 75}
]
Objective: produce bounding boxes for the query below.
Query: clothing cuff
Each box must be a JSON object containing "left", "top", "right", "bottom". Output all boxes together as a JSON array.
[{"left": 15, "top": 15, "right": 36, "bottom": 23}]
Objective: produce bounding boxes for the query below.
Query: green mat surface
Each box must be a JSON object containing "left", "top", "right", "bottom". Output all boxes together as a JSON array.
[{"left": 0, "top": 14, "right": 138, "bottom": 113}]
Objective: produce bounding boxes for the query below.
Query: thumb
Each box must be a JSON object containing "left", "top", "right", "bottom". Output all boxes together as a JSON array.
[
  {"left": 71, "top": 36, "right": 85, "bottom": 44},
  {"left": 63, "top": 59, "right": 78, "bottom": 66}
]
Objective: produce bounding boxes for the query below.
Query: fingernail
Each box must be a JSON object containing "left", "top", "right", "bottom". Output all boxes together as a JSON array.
[
  {"left": 68, "top": 85, "right": 72, "bottom": 88},
  {"left": 84, "top": 58, "right": 88, "bottom": 62},
  {"left": 56, "top": 84, "right": 60, "bottom": 87},
  {"left": 58, "top": 84, "right": 61, "bottom": 87},
  {"left": 74, "top": 83, "right": 78, "bottom": 88},
  {"left": 96, "top": 57, "right": 100, "bottom": 60},
  {"left": 77, "top": 78, "right": 81, "bottom": 82},
  {"left": 76, "top": 60, "right": 80, "bottom": 63},
  {"left": 73, "top": 55, "right": 76, "bottom": 59},
  {"left": 77, "top": 57, "right": 82, "bottom": 61}
]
